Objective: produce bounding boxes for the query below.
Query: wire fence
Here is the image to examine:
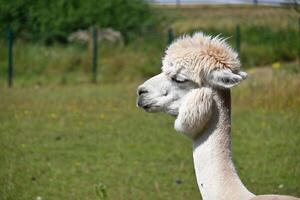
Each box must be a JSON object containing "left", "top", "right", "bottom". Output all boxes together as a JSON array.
[
  {"left": 1, "top": 5, "right": 299, "bottom": 87},
  {"left": 150, "top": 0, "right": 299, "bottom": 6}
]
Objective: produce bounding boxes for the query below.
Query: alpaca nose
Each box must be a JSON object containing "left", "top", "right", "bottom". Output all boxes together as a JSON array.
[{"left": 137, "top": 87, "right": 149, "bottom": 95}]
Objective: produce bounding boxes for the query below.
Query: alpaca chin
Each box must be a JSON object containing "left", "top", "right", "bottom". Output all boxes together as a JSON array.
[
  {"left": 173, "top": 88, "right": 213, "bottom": 140},
  {"left": 174, "top": 118, "right": 198, "bottom": 139}
]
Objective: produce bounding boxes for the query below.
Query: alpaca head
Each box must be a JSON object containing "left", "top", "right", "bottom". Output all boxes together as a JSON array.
[{"left": 137, "top": 32, "right": 247, "bottom": 138}]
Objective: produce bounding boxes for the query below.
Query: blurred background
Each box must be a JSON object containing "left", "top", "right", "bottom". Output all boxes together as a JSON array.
[{"left": 0, "top": 0, "right": 299, "bottom": 200}]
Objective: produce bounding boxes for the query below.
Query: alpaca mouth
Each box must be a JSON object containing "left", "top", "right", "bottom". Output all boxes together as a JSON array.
[
  {"left": 139, "top": 103, "right": 151, "bottom": 110},
  {"left": 142, "top": 104, "right": 151, "bottom": 109},
  {"left": 137, "top": 99, "right": 151, "bottom": 110},
  {"left": 137, "top": 99, "right": 158, "bottom": 112}
]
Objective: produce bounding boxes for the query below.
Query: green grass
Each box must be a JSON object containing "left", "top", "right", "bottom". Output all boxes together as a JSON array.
[
  {"left": 0, "top": 37, "right": 165, "bottom": 85},
  {"left": 1, "top": 65, "right": 300, "bottom": 200}
]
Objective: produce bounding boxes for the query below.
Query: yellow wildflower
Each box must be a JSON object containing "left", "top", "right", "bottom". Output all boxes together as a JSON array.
[{"left": 272, "top": 62, "right": 281, "bottom": 70}]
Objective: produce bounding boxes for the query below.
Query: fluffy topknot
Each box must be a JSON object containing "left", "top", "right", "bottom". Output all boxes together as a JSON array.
[{"left": 162, "top": 32, "right": 241, "bottom": 85}]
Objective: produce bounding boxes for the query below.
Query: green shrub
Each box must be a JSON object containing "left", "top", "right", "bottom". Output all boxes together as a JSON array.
[{"left": 0, "top": 0, "right": 157, "bottom": 43}]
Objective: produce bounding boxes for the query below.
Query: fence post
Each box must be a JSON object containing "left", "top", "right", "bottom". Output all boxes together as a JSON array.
[
  {"left": 7, "top": 26, "right": 13, "bottom": 88},
  {"left": 176, "top": 0, "right": 180, "bottom": 8},
  {"left": 298, "top": 17, "right": 300, "bottom": 68},
  {"left": 167, "top": 28, "right": 174, "bottom": 45},
  {"left": 92, "top": 27, "right": 98, "bottom": 83},
  {"left": 235, "top": 25, "right": 241, "bottom": 55}
]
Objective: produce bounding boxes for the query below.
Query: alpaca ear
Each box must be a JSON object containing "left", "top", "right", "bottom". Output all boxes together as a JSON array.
[{"left": 208, "top": 69, "right": 247, "bottom": 89}]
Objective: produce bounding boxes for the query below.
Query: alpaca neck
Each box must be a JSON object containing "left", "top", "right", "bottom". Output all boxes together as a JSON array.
[{"left": 192, "top": 89, "right": 254, "bottom": 200}]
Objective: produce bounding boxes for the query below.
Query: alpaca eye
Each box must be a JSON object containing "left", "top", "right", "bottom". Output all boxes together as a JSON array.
[{"left": 171, "top": 77, "right": 188, "bottom": 83}]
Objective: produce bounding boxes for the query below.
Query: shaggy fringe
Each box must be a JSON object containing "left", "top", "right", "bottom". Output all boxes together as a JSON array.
[{"left": 162, "top": 32, "right": 240, "bottom": 86}]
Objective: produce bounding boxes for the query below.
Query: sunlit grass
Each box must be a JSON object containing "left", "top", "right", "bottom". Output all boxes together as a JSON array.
[
  {"left": 0, "top": 65, "right": 299, "bottom": 200},
  {"left": 160, "top": 6, "right": 298, "bottom": 33}
]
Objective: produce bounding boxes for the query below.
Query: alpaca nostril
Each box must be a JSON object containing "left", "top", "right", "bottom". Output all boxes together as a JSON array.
[
  {"left": 138, "top": 87, "right": 149, "bottom": 95},
  {"left": 163, "top": 90, "right": 168, "bottom": 96}
]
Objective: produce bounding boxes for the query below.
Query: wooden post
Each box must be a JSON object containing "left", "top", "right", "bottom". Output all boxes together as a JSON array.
[
  {"left": 298, "top": 17, "right": 300, "bottom": 68},
  {"left": 7, "top": 26, "right": 13, "bottom": 88},
  {"left": 176, "top": 0, "right": 180, "bottom": 8},
  {"left": 236, "top": 25, "right": 241, "bottom": 55},
  {"left": 92, "top": 27, "right": 98, "bottom": 83},
  {"left": 167, "top": 28, "right": 174, "bottom": 45}
]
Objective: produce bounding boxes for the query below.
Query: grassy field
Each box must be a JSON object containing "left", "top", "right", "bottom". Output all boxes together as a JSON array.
[
  {"left": 158, "top": 5, "right": 298, "bottom": 32},
  {"left": 1, "top": 63, "right": 300, "bottom": 200},
  {"left": 0, "top": 4, "right": 299, "bottom": 200}
]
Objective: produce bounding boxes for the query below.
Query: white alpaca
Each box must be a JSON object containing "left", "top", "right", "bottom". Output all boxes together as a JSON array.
[{"left": 136, "top": 32, "right": 299, "bottom": 200}]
